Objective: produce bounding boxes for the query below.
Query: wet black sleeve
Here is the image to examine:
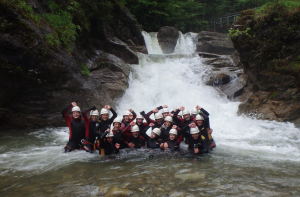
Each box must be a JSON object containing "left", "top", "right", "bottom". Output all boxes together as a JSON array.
[
  {"left": 108, "top": 107, "right": 117, "bottom": 124},
  {"left": 178, "top": 125, "right": 188, "bottom": 136},
  {"left": 200, "top": 108, "right": 210, "bottom": 116},
  {"left": 100, "top": 136, "right": 105, "bottom": 149},
  {"left": 172, "top": 110, "right": 181, "bottom": 123},
  {"left": 157, "top": 106, "right": 163, "bottom": 110},
  {"left": 94, "top": 123, "right": 103, "bottom": 136},
  {"left": 82, "top": 106, "right": 96, "bottom": 116},
  {"left": 61, "top": 104, "right": 72, "bottom": 118},
  {"left": 200, "top": 113, "right": 210, "bottom": 129},
  {"left": 140, "top": 125, "right": 150, "bottom": 140},
  {"left": 141, "top": 111, "right": 151, "bottom": 124}
]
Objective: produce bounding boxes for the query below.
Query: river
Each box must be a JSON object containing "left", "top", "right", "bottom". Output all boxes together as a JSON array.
[{"left": 1, "top": 31, "right": 300, "bottom": 197}]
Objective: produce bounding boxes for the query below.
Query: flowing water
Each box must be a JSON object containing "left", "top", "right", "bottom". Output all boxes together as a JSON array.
[{"left": 1, "top": 32, "right": 300, "bottom": 197}]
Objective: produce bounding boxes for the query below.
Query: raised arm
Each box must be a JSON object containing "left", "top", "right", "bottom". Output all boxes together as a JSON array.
[
  {"left": 108, "top": 107, "right": 117, "bottom": 124},
  {"left": 61, "top": 103, "right": 73, "bottom": 123},
  {"left": 141, "top": 111, "right": 151, "bottom": 124}
]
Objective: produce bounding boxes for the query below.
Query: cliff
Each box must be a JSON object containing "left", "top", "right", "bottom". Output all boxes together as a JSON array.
[
  {"left": 0, "top": 0, "right": 147, "bottom": 128},
  {"left": 230, "top": 3, "right": 300, "bottom": 122}
]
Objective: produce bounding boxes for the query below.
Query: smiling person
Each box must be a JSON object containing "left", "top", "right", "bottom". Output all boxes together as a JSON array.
[
  {"left": 99, "top": 129, "right": 120, "bottom": 155},
  {"left": 120, "top": 109, "right": 136, "bottom": 131},
  {"left": 125, "top": 125, "right": 145, "bottom": 149},
  {"left": 160, "top": 128, "right": 179, "bottom": 151},
  {"left": 141, "top": 123, "right": 163, "bottom": 149},
  {"left": 82, "top": 106, "right": 99, "bottom": 153},
  {"left": 61, "top": 102, "right": 86, "bottom": 153},
  {"left": 94, "top": 105, "right": 117, "bottom": 135}
]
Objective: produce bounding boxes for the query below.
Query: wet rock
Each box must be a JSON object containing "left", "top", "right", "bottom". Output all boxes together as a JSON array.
[
  {"left": 157, "top": 26, "right": 179, "bottom": 54},
  {"left": 147, "top": 180, "right": 161, "bottom": 185},
  {"left": 174, "top": 172, "right": 205, "bottom": 180},
  {"left": 219, "top": 75, "right": 247, "bottom": 99},
  {"left": 197, "top": 52, "right": 221, "bottom": 58},
  {"left": 197, "top": 31, "right": 236, "bottom": 55},
  {"left": 169, "top": 192, "right": 195, "bottom": 197},
  {"left": 206, "top": 74, "right": 231, "bottom": 86},
  {"left": 105, "top": 187, "right": 133, "bottom": 197}
]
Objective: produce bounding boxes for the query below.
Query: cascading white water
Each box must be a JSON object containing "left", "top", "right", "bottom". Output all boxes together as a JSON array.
[
  {"left": 117, "top": 32, "right": 300, "bottom": 162},
  {"left": 174, "top": 32, "right": 198, "bottom": 54},
  {"left": 141, "top": 31, "right": 163, "bottom": 54}
]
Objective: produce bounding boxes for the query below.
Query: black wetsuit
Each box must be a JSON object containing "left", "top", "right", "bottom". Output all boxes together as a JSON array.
[
  {"left": 160, "top": 124, "right": 173, "bottom": 142},
  {"left": 128, "top": 135, "right": 145, "bottom": 148},
  {"left": 100, "top": 134, "right": 119, "bottom": 155},
  {"left": 165, "top": 139, "right": 179, "bottom": 151},
  {"left": 185, "top": 129, "right": 210, "bottom": 153},
  {"left": 112, "top": 129, "right": 125, "bottom": 149},
  {"left": 61, "top": 104, "right": 86, "bottom": 152},
  {"left": 94, "top": 107, "right": 117, "bottom": 136},
  {"left": 141, "top": 126, "right": 163, "bottom": 148}
]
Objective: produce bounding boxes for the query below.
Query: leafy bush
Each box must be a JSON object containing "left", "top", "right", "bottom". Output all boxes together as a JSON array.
[{"left": 80, "top": 64, "right": 90, "bottom": 76}]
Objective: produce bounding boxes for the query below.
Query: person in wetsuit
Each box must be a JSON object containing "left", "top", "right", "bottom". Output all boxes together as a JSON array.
[
  {"left": 160, "top": 116, "right": 174, "bottom": 142},
  {"left": 120, "top": 109, "right": 136, "bottom": 131},
  {"left": 111, "top": 117, "right": 125, "bottom": 149},
  {"left": 94, "top": 105, "right": 117, "bottom": 136},
  {"left": 99, "top": 129, "right": 120, "bottom": 155},
  {"left": 61, "top": 102, "right": 86, "bottom": 152},
  {"left": 141, "top": 124, "right": 163, "bottom": 149},
  {"left": 160, "top": 128, "right": 179, "bottom": 151},
  {"left": 185, "top": 126, "right": 210, "bottom": 154},
  {"left": 125, "top": 125, "right": 145, "bottom": 148},
  {"left": 82, "top": 106, "right": 98, "bottom": 153}
]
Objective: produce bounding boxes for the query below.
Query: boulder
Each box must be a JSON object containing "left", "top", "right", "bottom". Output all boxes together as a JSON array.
[
  {"left": 219, "top": 74, "right": 248, "bottom": 99},
  {"left": 105, "top": 187, "right": 133, "bottom": 197},
  {"left": 205, "top": 74, "right": 231, "bottom": 86},
  {"left": 197, "top": 31, "right": 236, "bottom": 55},
  {"left": 174, "top": 172, "right": 205, "bottom": 180},
  {"left": 157, "top": 26, "right": 179, "bottom": 54}
]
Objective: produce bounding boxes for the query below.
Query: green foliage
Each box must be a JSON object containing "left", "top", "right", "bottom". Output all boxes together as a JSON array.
[
  {"left": 270, "top": 91, "right": 278, "bottom": 99},
  {"left": 291, "top": 92, "right": 297, "bottom": 99},
  {"left": 1, "top": 0, "right": 41, "bottom": 24},
  {"left": 80, "top": 64, "right": 90, "bottom": 76},
  {"left": 229, "top": 27, "right": 252, "bottom": 37},
  {"left": 45, "top": 33, "right": 61, "bottom": 47},
  {"left": 44, "top": 1, "right": 80, "bottom": 47}
]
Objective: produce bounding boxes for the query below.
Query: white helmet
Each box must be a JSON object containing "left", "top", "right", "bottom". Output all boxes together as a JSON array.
[
  {"left": 152, "top": 128, "right": 161, "bottom": 136},
  {"left": 154, "top": 113, "right": 163, "bottom": 119},
  {"left": 123, "top": 111, "right": 132, "bottom": 116},
  {"left": 182, "top": 109, "right": 190, "bottom": 116},
  {"left": 178, "top": 111, "right": 182, "bottom": 117},
  {"left": 106, "top": 132, "right": 114, "bottom": 137},
  {"left": 169, "top": 129, "right": 178, "bottom": 135},
  {"left": 136, "top": 113, "right": 144, "bottom": 119},
  {"left": 113, "top": 117, "right": 122, "bottom": 124},
  {"left": 196, "top": 114, "right": 204, "bottom": 121},
  {"left": 191, "top": 108, "right": 198, "bottom": 115},
  {"left": 100, "top": 108, "right": 109, "bottom": 115},
  {"left": 71, "top": 106, "right": 81, "bottom": 112},
  {"left": 190, "top": 127, "right": 200, "bottom": 134},
  {"left": 90, "top": 110, "right": 99, "bottom": 116},
  {"left": 164, "top": 116, "right": 173, "bottom": 123},
  {"left": 131, "top": 125, "right": 140, "bottom": 132},
  {"left": 162, "top": 108, "right": 169, "bottom": 113}
]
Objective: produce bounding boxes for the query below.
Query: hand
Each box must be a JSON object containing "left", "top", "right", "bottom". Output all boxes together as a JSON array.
[
  {"left": 174, "top": 109, "right": 178, "bottom": 112},
  {"left": 104, "top": 105, "right": 111, "bottom": 109},
  {"left": 153, "top": 108, "right": 159, "bottom": 113},
  {"left": 179, "top": 106, "right": 185, "bottom": 111},
  {"left": 160, "top": 143, "right": 164, "bottom": 148},
  {"left": 196, "top": 105, "right": 201, "bottom": 110},
  {"left": 163, "top": 105, "right": 168, "bottom": 108},
  {"left": 128, "top": 142, "right": 135, "bottom": 148},
  {"left": 129, "top": 114, "right": 134, "bottom": 119},
  {"left": 130, "top": 121, "right": 136, "bottom": 126},
  {"left": 149, "top": 123, "right": 155, "bottom": 127},
  {"left": 163, "top": 142, "right": 168, "bottom": 150},
  {"left": 115, "top": 143, "right": 120, "bottom": 149},
  {"left": 128, "top": 109, "right": 133, "bottom": 112},
  {"left": 208, "top": 129, "right": 213, "bottom": 134},
  {"left": 71, "top": 102, "right": 77, "bottom": 107},
  {"left": 172, "top": 125, "right": 177, "bottom": 129},
  {"left": 194, "top": 148, "right": 199, "bottom": 154},
  {"left": 189, "top": 123, "right": 196, "bottom": 128},
  {"left": 168, "top": 113, "right": 173, "bottom": 117},
  {"left": 107, "top": 128, "right": 111, "bottom": 132}
]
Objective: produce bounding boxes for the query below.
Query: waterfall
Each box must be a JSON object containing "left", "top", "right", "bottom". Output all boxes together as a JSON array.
[
  {"left": 142, "top": 31, "right": 163, "bottom": 54},
  {"left": 117, "top": 31, "right": 300, "bottom": 161}
]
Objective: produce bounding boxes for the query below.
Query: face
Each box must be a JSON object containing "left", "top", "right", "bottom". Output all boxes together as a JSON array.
[
  {"left": 156, "top": 118, "right": 163, "bottom": 125},
  {"left": 183, "top": 114, "right": 190, "bottom": 121},
  {"left": 132, "top": 131, "right": 139, "bottom": 138},
  {"left": 192, "top": 114, "right": 196, "bottom": 118},
  {"left": 169, "top": 134, "right": 176, "bottom": 140},
  {"left": 164, "top": 121, "right": 171, "bottom": 127},
  {"left": 196, "top": 120, "right": 203, "bottom": 126},
  {"left": 150, "top": 132, "right": 156, "bottom": 139},
  {"left": 124, "top": 115, "right": 130, "bottom": 122},
  {"left": 90, "top": 115, "right": 98, "bottom": 121},
  {"left": 136, "top": 118, "right": 143, "bottom": 125},
  {"left": 106, "top": 137, "right": 113, "bottom": 143},
  {"left": 72, "top": 111, "right": 80, "bottom": 119},
  {"left": 113, "top": 122, "right": 121, "bottom": 130},
  {"left": 102, "top": 114, "right": 109, "bottom": 121},
  {"left": 162, "top": 112, "right": 168, "bottom": 118},
  {"left": 192, "top": 133, "right": 199, "bottom": 140},
  {"left": 177, "top": 115, "right": 181, "bottom": 119}
]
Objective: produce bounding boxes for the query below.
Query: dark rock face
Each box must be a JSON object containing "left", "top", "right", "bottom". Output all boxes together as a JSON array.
[
  {"left": 231, "top": 8, "right": 300, "bottom": 122},
  {"left": 0, "top": 3, "right": 146, "bottom": 129},
  {"left": 157, "top": 26, "right": 179, "bottom": 54},
  {"left": 197, "top": 31, "right": 236, "bottom": 55}
]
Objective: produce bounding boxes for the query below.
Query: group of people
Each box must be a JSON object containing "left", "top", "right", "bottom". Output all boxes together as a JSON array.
[{"left": 61, "top": 102, "right": 216, "bottom": 155}]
